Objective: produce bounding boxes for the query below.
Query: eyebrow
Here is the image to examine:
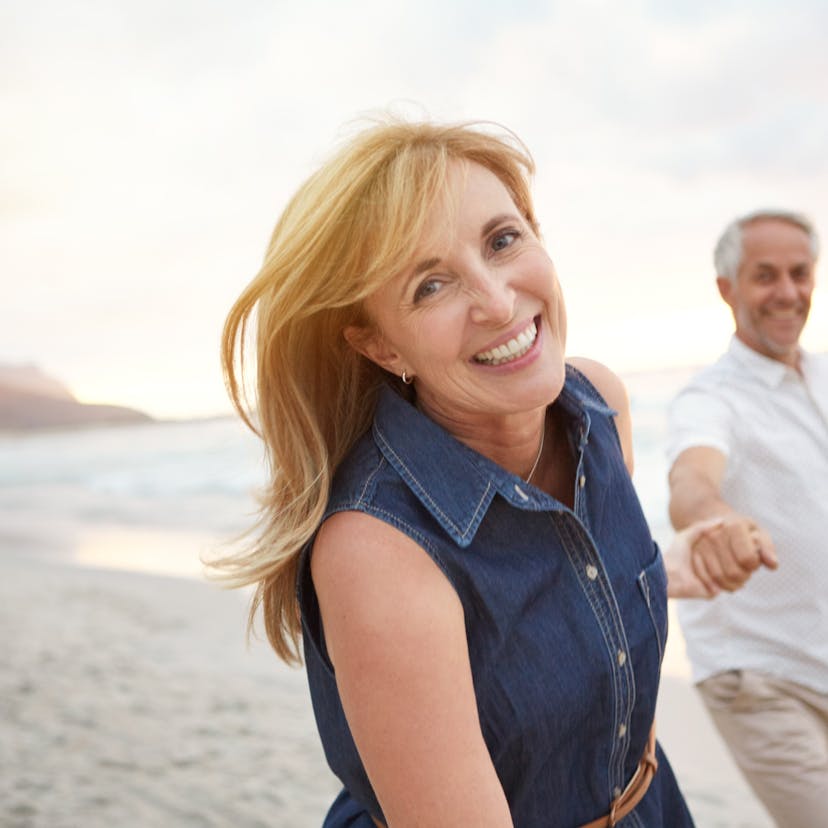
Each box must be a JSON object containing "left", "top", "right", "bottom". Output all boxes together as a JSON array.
[
  {"left": 411, "top": 256, "right": 442, "bottom": 279},
  {"left": 755, "top": 260, "right": 811, "bottom": 271},
  {"left": 481, "top": 213, "right": 518, "bottom": 237}
]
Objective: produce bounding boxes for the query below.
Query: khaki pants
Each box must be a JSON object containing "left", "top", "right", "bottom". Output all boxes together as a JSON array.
[{"left": 698, "top": 670, "right": 828, "bottom": 828}]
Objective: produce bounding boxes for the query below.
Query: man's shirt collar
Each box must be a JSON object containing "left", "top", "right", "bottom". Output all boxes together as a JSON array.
[{"left": 728, "top": 335, "right": 801, "bottom": 389}]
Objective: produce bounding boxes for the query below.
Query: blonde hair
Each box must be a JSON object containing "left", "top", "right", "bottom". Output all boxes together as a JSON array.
[{"left": 214, "top": 117, "right": 538, "bottom": 663}]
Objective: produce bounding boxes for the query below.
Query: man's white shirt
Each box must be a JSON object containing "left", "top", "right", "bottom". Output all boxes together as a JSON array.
[{"left": 667, "top": 336, "right": 828, "bottom": 692}]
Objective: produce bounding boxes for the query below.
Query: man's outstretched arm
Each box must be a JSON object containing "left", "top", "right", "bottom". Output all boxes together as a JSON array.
[{"left": 668, "top": 446, "right": 777, "bottom": 596}]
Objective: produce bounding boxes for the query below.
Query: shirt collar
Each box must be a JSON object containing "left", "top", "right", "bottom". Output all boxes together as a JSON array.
[
  {"left": 371, "top": 366, "right": 614, "bottom": 548},
  {"left": 728, "top": 335, "right": 801, "bottom": 388}
]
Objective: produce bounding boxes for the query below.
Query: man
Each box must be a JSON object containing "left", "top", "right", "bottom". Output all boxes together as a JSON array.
[{"left": 667, "top": 209, "right": 828, "bottom": 827}]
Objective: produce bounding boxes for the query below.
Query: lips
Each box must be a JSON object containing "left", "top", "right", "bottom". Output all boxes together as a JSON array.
[
  {"left": 761, "top": 304, "right": 809, "bottom": 329},
  {"left": 764, "top": 309, "right": 805, "bottom": 319},
  {"left": 472, "top": 319, "right": 538, "bottom": 366}
]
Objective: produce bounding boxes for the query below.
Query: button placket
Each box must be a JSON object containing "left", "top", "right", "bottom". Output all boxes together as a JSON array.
[{"left": 557, "top": 513, "right": 635, "bottom": 796}]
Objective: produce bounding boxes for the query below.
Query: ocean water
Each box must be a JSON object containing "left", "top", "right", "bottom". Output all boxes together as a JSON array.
[
  {"left": 623, "top": 365, "right": 702, "bottom": 547},
  {"left": 0, "top": 367, "right": 696, "bottom": 578},
  {"left": 0, "top": 416, "right": 266, "bottom": 576}
]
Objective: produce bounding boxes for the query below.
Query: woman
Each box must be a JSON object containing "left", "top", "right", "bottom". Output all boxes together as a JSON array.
[{"left": 217, "top": 119, "right": 717, "bottom": 826}]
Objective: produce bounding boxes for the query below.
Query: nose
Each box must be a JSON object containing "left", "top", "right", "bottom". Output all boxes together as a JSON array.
[
  {"left": 775, "top": 273, "right": 800, "bottom": 303},
  {"left": 468, "top": 266, "right": 516, "bottom": 326}
]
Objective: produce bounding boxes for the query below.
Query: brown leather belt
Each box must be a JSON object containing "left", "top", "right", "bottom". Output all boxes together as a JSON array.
[
  {"left": 371, "top": 725, "right": 658, "bottom": 828},
  {"left": 580, "top": 724, "right": 658, "bottom": 828}
]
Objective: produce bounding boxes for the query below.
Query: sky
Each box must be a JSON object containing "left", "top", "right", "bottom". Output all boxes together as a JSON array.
[{"left": 2, "top": 0, "right": 827, "bottom": 419}]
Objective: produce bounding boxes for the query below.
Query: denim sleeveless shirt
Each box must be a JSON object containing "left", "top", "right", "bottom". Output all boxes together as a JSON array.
[{"left": 298, "top": 366, "right": 694, "bottom": 827}]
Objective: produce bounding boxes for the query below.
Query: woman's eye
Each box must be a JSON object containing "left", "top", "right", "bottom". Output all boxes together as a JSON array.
[
  {"left": 413, "top": 278, "right": 442, "bottom": 303},
  {"left": 491, "top": 230, "right": 519, "bottom": 252}
]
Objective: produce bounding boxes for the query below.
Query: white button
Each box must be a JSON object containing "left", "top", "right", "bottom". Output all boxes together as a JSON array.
[
  {"left": 586, "top": 564, "right": 598, "bottom": 580},
  {"left": 613, "top": 786, "right": 622, "bottom": 798},
  {"left": 513, "top": 484, "right": 529, "bottom": 501},
  {"left": 579, "top": 474, "right": 586, "bottom": 488},
  {"left": 618, "top": 723, "right": 627, "bottom": 738},
  {"left": 617, "top": 650, "right": 627, "bottom": 667}
]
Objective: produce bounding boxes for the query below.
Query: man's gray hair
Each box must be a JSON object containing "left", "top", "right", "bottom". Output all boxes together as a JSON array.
[{"left": 713, "top": 209, "right": 820, "bottom": 282}]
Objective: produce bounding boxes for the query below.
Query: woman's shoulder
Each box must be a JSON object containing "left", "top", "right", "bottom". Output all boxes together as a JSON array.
[
  {"left": 566, "top": 357, "right": 634, "bottom": 474},
  {"left": 566, "top": 357, "right": 628, "bottom": 413}
]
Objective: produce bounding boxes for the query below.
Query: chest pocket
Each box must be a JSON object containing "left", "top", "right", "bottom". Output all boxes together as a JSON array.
[{"left": 636, "top": 543, "right": 668, "bottom": 663}]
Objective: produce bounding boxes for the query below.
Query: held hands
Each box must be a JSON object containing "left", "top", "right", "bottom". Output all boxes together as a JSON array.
[{"left": 664, "top": 515, "right": 778, "bottom": 599}]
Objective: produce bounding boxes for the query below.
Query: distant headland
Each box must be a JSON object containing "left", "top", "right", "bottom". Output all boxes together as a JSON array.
[{"left": 0, "top": 363, "right": 153, "bottom": 430}]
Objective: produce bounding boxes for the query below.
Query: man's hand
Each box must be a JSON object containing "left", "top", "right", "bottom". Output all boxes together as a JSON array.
[
  {"left": 664, "top": 516, "right": 777, "bottom": 599},
  {"left": 689, "top": 513, "right": 777, "bottom": 596}
]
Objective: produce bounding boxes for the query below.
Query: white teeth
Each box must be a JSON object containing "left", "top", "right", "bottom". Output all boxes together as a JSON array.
[{"left": 473, "top": 320, "right": 538, "bottom": 365}]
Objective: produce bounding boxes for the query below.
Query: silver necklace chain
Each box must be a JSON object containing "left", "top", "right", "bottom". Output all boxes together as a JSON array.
[{"left": 524, "top": 419, "right": 546, "bottom": 484}]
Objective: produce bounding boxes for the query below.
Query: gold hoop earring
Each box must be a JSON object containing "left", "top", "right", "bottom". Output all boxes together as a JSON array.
[{"left": 401, "top": 371, "right": 413, "bottom": 385}]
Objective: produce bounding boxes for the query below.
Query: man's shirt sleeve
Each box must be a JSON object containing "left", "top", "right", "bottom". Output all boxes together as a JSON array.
[{"left": 666, "top": 383, "right": 733, "bottom": 468}]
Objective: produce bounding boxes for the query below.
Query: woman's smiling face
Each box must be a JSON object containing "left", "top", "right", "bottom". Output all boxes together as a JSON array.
[{"left": 351, "top": 160, "right": 568, "bottom": 430}]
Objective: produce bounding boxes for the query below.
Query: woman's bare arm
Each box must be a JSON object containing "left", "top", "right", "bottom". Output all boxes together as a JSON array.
[{"left": 311, "top": 511, "right": 513, "bottom": 827}]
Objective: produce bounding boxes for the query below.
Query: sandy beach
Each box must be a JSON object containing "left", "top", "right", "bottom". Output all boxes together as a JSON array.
[
  {"left": 1, "top": 546, "right": 341, "bottom": 827},
  {"left": 0, "top": 535, "right": 774, "bottom": 828}
]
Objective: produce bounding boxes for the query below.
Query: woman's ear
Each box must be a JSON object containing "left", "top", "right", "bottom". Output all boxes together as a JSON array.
[{"left": 343, "top": 324, "right": 403, "bottom": 375}]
